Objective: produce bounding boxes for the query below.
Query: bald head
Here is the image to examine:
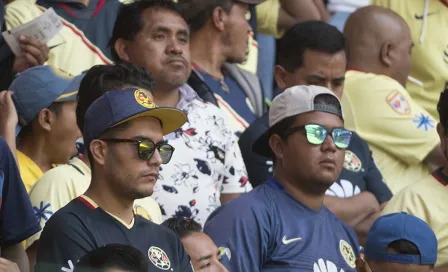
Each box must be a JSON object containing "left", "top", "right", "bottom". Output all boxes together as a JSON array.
[{"left": 344, "top": 6, "right": 413, "bottom": 86}]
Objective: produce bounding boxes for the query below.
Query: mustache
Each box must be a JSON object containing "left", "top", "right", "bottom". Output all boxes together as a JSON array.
[{"left": 165, "top": 56, "right": 188, "bottom": 65}]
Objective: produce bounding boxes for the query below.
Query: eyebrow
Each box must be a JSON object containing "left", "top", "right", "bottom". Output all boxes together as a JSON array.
[
  {"left": 153, "top": 26, "right": 190, "bottom": 37},
  {"left": 306, "top": 75, "right": 345, "bottom": 81},
  {"left": 132, "top": 136, "right": 166, "bottom": 144},
  {"left": 197, "top": 250, "right": 221, "bottom": 262}
]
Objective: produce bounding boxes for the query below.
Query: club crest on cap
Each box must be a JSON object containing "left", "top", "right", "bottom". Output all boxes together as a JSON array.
[{"left": 134, "top": 89, "right": 155, "bottom": 109}]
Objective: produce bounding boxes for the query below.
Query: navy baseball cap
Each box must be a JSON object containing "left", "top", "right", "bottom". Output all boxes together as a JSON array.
[
  {"left": 10, "top": 65, "right": 84, "bottom": 129},
  {"left": 365, "top": 212, "right": 438, "bottom": 265},
  {"left": 83, "top": 88, "right": 187, "bottom": 148}
]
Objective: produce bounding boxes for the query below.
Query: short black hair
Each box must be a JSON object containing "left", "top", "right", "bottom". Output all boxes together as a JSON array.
[
  {"left": 438, "top": 87, "right": 448, "bottom": 132},
  {"left": 18, "top": 102, "right": 64, "bottom": 137},
  {"left": 277, "top": 21, "right": 347, "bottom": 72},
  {"left": 177, "top": 0, "right": 233, "bottom": 35},
  {"left": 109, "top": 0, "right": 180, "bottom": 61},
  {"left": 162, "top": 217, "right": 202, "bottom": 238},
  {"left": 74, "top": 244, "right": 148, "bottom": 272},
  {"left": 387, "top": 240, "right": 421, "bottom": 256},
  {"left": 76, "top": 62, "right": 156, "bottom": 133}
]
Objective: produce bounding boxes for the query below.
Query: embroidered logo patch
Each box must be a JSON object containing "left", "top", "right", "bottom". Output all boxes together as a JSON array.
[
  {"left": 413, "top": 113, "right": 434, "bottom": 131},
  {"left": 340, "top": 240, "right": 356, "bottom": 268},
  {"left": 386, "top": 90, "right": 411, "bottom": 115},
  {"left": 134, "top": 89, "right": 155, "bottom": 109},
  {"left": 134, "top": 204, "right": 152, "bottom": 221},
  {"left": 343, "top": 151, "right": 362, "bottom": 172},
  {"left": 148, "top": 246, "right": 171, "bottom": 270}
]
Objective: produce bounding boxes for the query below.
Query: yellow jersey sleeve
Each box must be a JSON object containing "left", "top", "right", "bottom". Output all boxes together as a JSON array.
[
  {"left": 26, "top": 162, "right": 90, "bottom": 248},
  {"left": 256, "top": 0, "right": 284, "bottom": 38},
  {"left": 372, "top": 0, "right": 448, "bottom": 120},
  {"left": 134, "top": 197, "right": 163, "bottom": 224},
  {"left": 343, "top": 71, "right": 439, "bottom": 166},
  {"left": 382, "top": 176, "right": 448, "bottom": 268},
  {"left": 17, "top": 151, "right": 43, "bottom": 193}
]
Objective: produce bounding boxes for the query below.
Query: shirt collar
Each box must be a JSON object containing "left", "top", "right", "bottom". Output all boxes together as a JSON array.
[{"left": 177, "top": 84, "right": 199, "bottom": 109}]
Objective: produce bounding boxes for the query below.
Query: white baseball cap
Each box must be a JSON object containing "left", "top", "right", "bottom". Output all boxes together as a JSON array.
[{"left": 252, "top": 85, "right": 344, "bottom": 157}]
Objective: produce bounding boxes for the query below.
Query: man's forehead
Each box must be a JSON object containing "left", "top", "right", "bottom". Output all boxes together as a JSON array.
[{"left": 141, "top": 8, "right": 189, "bottom": 31}]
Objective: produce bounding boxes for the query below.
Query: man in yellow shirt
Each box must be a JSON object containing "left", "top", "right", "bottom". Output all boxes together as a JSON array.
[
  {"left": 372, "top": 0, "right": 448, "bottom": 121},
  {"left": 10, "top": 65, "right": 82, "bottom": 192},
  {"left": 26, "top": 63, "right": 165, "bottom": 269},
  {"left": 381, "top": 89, "right": 448, "bottom": 270},
  {"left": 342, "top": 6, "right": 445, "bottom": 193}
]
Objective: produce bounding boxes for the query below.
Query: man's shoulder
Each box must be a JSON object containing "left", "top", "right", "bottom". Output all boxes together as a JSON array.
[
  {"left": 5, "top": 0, "right": 42, "bottom": 24},
  {"left": 207, "top": 184, "right": 274, "bottom": 220},
  {"left": 31, "top": 163, "right": 85, "bottom": 191},
  {"left": 44, "top": 198, "right": 86, "bottom": 228},
  {"left": 345, "top": 71, "right": 404, "bottom": 94}
]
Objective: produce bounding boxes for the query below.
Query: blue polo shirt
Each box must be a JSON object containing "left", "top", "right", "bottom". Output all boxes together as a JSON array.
[
  {"left": 204, "top": 178, "right": 360, "bottom": 271},
  {"left": 0, "top": 137, "right": 40, "bottom": 245}
]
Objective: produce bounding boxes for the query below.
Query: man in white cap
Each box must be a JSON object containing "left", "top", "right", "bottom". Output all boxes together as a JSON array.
[{"left": 204, "top": 85, "right": 359, "bottom": 271}]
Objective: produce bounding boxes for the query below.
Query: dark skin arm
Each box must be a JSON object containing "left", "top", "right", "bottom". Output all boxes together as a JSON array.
[
  {"left": 325, "top": 192, "right": 381, "bottom": 246},
  {"left": 26, "top": 241, "right": 39, "bottom": 272},
  {"left": 278, "top": 0, "right": 322, "bottom": 32},
  {"left": 2, "top": 243, "right": 29, "bottom": 272}
]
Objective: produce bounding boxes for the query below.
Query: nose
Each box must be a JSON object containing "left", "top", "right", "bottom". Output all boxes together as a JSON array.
[
  {"left": 321, "top": 133, "right": 337, "bottom": 152},
  {"left": 147, "top": 148, "right": 163, "bottom": 166},
  {"left": 166, "top": 37, "right": 183, "bottom": 56}
]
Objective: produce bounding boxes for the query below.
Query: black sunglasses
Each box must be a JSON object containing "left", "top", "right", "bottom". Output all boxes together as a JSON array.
[{"left": 101, "top": 138, "right": 175, "bottom": 164}]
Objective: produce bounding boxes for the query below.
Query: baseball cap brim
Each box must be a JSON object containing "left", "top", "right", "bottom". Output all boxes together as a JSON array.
[
  {"left": 113, "top": 107, "right": 187, "bottom": 136},
  {"left": 252, "top": 130, "right": 272, "bottom": 158},
  {"left": 55, "top": 73, "right": 85, "bottom": 102}
]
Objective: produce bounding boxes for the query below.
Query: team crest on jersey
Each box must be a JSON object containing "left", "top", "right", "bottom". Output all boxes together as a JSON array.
[
  {"left": 339, "top": 240, "right": 356, "bottom": 268},
  {"left": 134, "top": 89, "right": 155, "bottom": 109},
  {"left": 134, "top": 205, "right": 152, "bottom": 221},
  {"left": 343, "top": 151, "right": 362, "bottom": 172},
  {"left": 148, "top": 246, "right": 171, "bottom": 270},
  {"left": 219, "top": 246, "right": 232, "bottom": 261},
  {"left": 386, "top": 90, "right": 411, "bottom": 115}
]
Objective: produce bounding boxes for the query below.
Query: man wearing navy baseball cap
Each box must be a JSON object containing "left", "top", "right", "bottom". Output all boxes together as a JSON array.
[
  {"left": 357, "top": 212, "right": 437, "bottom": 272},
  {"left": 4, "top": 65, "right": 84, "bottom": 192},
  {"left": 36, "top": 88, "right": 194, "bottom": 272}
]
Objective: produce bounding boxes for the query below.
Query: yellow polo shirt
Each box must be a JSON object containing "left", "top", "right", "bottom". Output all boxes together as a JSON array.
[
  {"left": 26, "top": 157, "right": 163, "bottom": 249},
  {"left": 256, "top": 0, "right": 284, "bottom": 38},
  {"left": 372, "top": 0, "right": 448, "bottom": 120},
  {"left": 342, "top": 70, "right": 440, "bottom": 193},
  {"left": 382, "top": 171, "right": 448, "bottom": 267},
  {"left": 17, "top": 150, "right": 43, "bottom": 193}
]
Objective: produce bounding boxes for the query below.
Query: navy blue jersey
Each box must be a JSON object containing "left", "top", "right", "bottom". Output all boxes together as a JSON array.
[
  {"left": 204, "top": 178, "right": 360, "bottom": 272},
  {"left": 0, "top": 137, "right": 40, "bottom": 245},
  {"left": 36, "top": 196, "right": 193, "bottom": 272},
  {"left": 240, "top": 113, "right": 392, "bottom": 204}
]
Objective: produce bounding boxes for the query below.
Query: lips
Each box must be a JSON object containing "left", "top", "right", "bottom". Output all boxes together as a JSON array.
[
  {"left": 320, "top": 158, "right": 336, "bottom": 167},
  {"left": 166, "top": 57, "right": 187, "bottom": 66}
]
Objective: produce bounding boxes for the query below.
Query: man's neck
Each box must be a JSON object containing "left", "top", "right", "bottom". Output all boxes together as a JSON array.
[
  {"left": 273, "top": 169, "right": 325, "bottom": 211},
  {"left": 152, "top": 87, "right": 181, "bottom": 108},
  {"left": 17, "top": 136, "right": 53, "bottom": 173},
  {"left": 441, "top": 166, "right": 448, "bottom": 179},
  {"left": 84, "top": 179, "right": 134, "bottom": 224},
  {"left": 190, "top": 33, "right": 227, "bottom": 79}
]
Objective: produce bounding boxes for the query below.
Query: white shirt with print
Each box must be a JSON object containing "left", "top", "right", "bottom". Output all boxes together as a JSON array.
[{"left": 151, "top": 85, "right": 252, "bottom": 225}]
